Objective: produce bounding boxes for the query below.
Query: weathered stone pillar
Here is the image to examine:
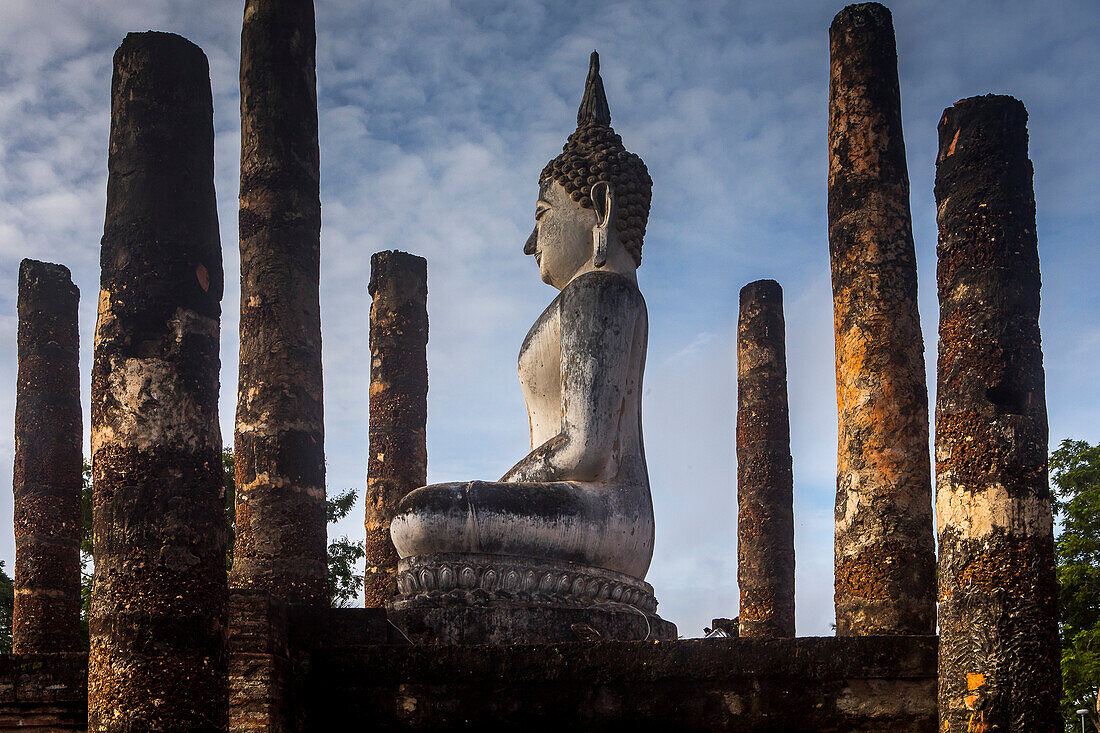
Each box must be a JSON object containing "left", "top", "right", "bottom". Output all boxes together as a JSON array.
[
  {"left": 365, "top": 251, "right": 427, "bottom": 607},
  {"left": 827, "top": 2, "right": 935, "bottom": 636},
  {"left": 231, "top": 0, "right": 327, "bottom": 611},
  {"left": 935, "top": 95, "right": 1060, "bottom": 732},
  {"left": 12, "top": 259, "right": 81, "bottom": 655},
  {"left": 736, "top": 279, "right": 794, "bottom": 639},
  {"left": 89, "top": 32, "right": 226, "bottom": 732}
]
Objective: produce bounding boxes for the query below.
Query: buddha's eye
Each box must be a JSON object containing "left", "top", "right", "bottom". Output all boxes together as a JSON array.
[{"left": 535, "top": 202, "right": 550, "bottom": 222}]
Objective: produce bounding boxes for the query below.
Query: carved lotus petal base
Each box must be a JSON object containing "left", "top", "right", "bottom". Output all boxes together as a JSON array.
[{"left": 387, "top": 553, "right": 676, "bottom": 645}]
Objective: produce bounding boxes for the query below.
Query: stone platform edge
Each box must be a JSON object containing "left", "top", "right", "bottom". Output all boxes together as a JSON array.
[
  {"left": 304, "top": 630, "right": 938, "bottom": 731},
  {"left": 0, "top": 620, "right": 938, "bottom": 732}
]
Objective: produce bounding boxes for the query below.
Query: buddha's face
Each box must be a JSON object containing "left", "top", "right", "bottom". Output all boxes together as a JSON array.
[{"left": 525, "top": 179, "right": 598, "bottom": 290}]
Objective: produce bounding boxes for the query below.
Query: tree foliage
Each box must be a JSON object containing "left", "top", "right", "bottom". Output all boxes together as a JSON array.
[
  {"left": 326, "top": 488, "right": 366, "bottom": 607},
  {"left": 1051, "top": 438, "right": 1100, "bottom": 730},
  {"left": 0, "top": 562, "right": 12, "bottom": 654}
]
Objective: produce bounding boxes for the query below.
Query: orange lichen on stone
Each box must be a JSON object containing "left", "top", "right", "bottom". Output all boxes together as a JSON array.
[
  {"left": 828, "top": 2, "right": 935, "bottom": 637},
  {"left": 365, "top": 251, "right": 428, "bottom": 609},
  {"left": 935, "top": 95, "right": 1059, "bottom": 732},
  {"left": 736, "top": 280, "right": 794, "bottom": 638},
  {"left": 945, "top": 129, "right": 959, "bottom": 158}
]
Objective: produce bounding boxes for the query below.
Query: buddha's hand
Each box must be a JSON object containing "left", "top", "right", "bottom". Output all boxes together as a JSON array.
[{"left": 499, "top": 434, "right": 568, "bottom": 483}]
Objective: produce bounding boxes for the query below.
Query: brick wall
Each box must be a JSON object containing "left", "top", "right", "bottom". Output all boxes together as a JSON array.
[
  {"left": 0, "top": 626, "right": 937, "bottom": 731},
  {"left": 0, "top": 653, "right": 86, "bottom": 732}
]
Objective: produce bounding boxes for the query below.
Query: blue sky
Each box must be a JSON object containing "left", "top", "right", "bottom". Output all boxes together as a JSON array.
[{"left": 0, "top": 0, "right": 1097, "bottom": 637}]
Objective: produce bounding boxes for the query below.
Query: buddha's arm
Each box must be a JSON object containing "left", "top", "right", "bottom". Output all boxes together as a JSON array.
[{"left": 501, "top": 273, "right": 641, "bottom": 484}]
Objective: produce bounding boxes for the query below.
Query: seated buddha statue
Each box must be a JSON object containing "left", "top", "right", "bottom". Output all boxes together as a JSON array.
[{"left": 389, "top": 53, "right": 672, "bottom": 642}]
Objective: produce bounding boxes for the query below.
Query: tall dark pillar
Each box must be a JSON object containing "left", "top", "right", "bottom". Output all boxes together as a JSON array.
[
  {"left": 231, "top": 0, "right": 327, "bottom": 611},
  {"left": 827, "top": 2, "right": 935, "bottom": 635},
  {"left": 364, "top": 251, "right": 428, "bottom": 608},
  {"left": 12, "top": 259, "right": 81, "bottom": 655},
  {"left": 935, "top": 94, "right": 1060, "bottom": 733},
  {"left": 736, "top": 280, "right": 794, "bottom": 639},
  {"left": 89, "top": 31, "right": 226, "bottom": 732}
]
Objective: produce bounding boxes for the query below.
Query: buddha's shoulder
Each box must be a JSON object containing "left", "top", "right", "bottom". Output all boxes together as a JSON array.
[{"left": 562, "top": 271, "right": 644, "bottom": 310}]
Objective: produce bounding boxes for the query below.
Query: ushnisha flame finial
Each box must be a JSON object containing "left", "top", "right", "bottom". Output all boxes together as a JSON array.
[
  {"left": 577, "top": 51, "right": 611, "bottom": 128},
  {"left": 541, "top": 51, "right": 652, "bottom": 265}
]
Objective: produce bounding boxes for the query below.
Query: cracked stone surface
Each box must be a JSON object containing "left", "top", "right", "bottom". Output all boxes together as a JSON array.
[
  {"left": 231, "top": 0, "right": 328, "bottom": 613},
  {"left": 736, "top": 279, "right": 794, "bottom": 639},
  {"left": 828, "top": 2, "right": 935, "bottom": 636},
  {"left": 365, "top": 251, "right": 427, "bottom": 608},
  {"left": 89, "top": 31, "right": 226, "bottom": 733},
  {"left": 13, "top": 259, "right": 81, "bottom": 655},
  {"left": 934, "top": 93, "right": 1059, "bottom": 733}
]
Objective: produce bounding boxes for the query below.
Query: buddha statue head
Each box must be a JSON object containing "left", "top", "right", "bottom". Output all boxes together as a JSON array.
[{"left": 524, "top": 52, "right": 653, "bottom": 289}]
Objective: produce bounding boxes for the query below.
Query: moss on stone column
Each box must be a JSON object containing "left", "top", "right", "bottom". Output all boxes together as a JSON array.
[
  {"left": 365, "top": 251, "right": 428, "bottom": 608},
  {"left": 827, "top": 2, "right": 935, "bottom": 636},
  {"left": 934, "top": 94, "right": 1060, "bottom": 732},
  {"left": 89, "top": 31, "right": 226, "bottom": 732},
  {"left": 231, "top": 0, "right": 328, "bottom": 611},
  {"left": 736, "top": 279, "right": 794, "bottom": 638},
  {"left": 12, "top": 259, "right": 81, "bottom": 655}
]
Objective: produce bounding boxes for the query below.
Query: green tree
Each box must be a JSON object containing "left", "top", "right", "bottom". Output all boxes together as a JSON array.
[
  {"left": 221, "top": 448, "right": 237, "bottom": 571},
  {"left": 0, "top": 562, "right": 13, "bottom": 654},
  {"left": 326, "top": 489, "right": 366, "bottom": 607},
  {"left": 80, "top": 461, "right": 92, "bottom": 645},
  {"left": 1051, "top": 438, "right": 1100, "bottom": 730}
]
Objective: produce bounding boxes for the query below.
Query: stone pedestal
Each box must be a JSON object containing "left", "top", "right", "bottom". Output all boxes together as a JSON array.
[{"left": 387, "top": 553, "right": 675, "bottom": 645}]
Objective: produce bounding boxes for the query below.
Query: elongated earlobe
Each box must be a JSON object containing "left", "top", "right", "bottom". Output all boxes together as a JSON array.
[
  {"left": 590, "top": 180, "right": 613, "bottom": 268},
  {"left": 593, "top": 223, "right": 608, "bottom": 268}
]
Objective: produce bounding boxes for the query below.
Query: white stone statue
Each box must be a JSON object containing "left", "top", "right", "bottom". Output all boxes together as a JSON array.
[{"left": 389, "top": 54, "right": 671, "bottom": 642}]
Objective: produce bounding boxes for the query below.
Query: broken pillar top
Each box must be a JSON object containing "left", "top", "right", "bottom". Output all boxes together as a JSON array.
[
  {"left": 368, "top": 250, "right": 428, "bottom": 298},
  {"left": 19, "top": 259, "right": 78, "bottom": 302},
  {"left": 739, "top": 279, "right": 782, "bottom": 306},
  {"left": 938, "top": 94, "right": 1028, "bottom": 153},
  {"left": 829, "top": 2, "right": 899, "bottom": 86},
  {"left": 19, "top": 258, "right": 74, "bottom": 283},
  {"left": 831, "top": 2, "right": 892, "bottom": 30},
  {"left": 936, "top": 94, "right": 1031, "bottom": 209},
  {"left": 112, "top": 32, "right": 211, "bottom": 98},
  {"left": 941, "top": 93, "right": 1027, "bottom": 128},
  {"left": 117, "top": 30, "right": 206, "bottom": 60}
]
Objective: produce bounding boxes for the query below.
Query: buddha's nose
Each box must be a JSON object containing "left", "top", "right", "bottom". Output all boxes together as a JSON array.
[{"left": 524, "top": 226, "right": 538, "bottom": 255}]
